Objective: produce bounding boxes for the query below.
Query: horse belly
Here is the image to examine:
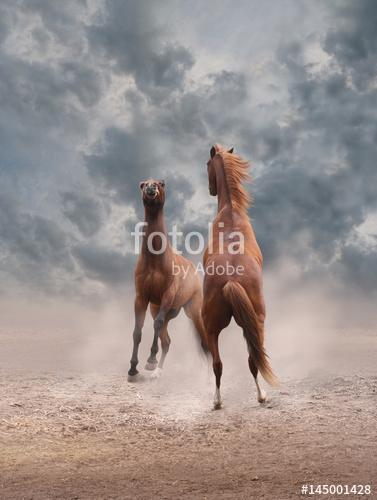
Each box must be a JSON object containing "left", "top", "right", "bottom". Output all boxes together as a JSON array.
[
  {"left": 171, "top": 286, "right": 192, "bottom": 309},
  {"left": 142, "top": 272, "right": 166, "bottom": 305}
]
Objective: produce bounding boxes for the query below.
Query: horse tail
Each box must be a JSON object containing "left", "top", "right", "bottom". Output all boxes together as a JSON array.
[
  {"left": 184, "top": 292, "right": 210, "bottom": 360},
  {"left": 222, "top": 281, "right": 278, "bottom": 386}
]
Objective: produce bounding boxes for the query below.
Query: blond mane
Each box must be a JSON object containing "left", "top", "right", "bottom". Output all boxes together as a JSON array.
[{"left": 220, "top": 151, "right": 251, "bottom": 212}]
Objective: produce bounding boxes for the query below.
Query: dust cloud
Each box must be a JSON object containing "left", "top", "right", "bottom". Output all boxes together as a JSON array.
[
  {"left": 0, "top": 259, "right": 375, "bottom": 410},
  {"left": 1, "top": 269, "right": 376, "bottom": 499}
]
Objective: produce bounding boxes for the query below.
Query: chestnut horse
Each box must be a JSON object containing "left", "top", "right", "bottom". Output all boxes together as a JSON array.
[
  {"left": 202, "top": 144, "right": 277, "bottom": 408},
  {"left": 128, "top": 179, "right": 207, "bottom": 381}
]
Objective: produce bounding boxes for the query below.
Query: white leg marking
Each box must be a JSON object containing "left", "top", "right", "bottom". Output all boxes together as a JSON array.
[
  {"left": 150, "top": 367, "right": 162, "bottom": 380},
  {"left": 255, "top": 377, "right": 267, "bottom": 403},
  {"left": 145, "top": 360, "right": 158, "bottom": 371}
]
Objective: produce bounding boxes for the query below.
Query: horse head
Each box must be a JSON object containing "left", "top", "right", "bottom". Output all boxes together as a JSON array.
[
  {"left": 206, "top": 144, "right": 234, "bottom": 196},
  {"left": 139, "top": 179, "right": 166, "bottom": 209}
]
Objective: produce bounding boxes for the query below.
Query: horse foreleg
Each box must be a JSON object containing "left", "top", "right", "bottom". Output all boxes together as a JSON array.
[
  {"left": 145, "top": 310, "right": 166, "bottom": 370},
  {"left": 128, "top": 295, "right": 148, "bottom": 381},
  {"left": 145, "top": 293, "right": 175, "bottom": 371}
]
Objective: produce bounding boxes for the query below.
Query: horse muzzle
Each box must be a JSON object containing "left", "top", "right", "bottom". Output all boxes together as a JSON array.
[{"left": 145, "top": 187, "right": 159, "bottom": 199}]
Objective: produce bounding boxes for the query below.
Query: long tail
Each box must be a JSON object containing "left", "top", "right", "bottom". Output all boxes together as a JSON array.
[
  {"left": 186, "top": 302, "right": 210, "bottom": 360},
  {"left": 223, "top": 281, "right": 278, "bottom": 386},
  {"left": 196, "top": 314, "right": 211, "bottom": 360}
]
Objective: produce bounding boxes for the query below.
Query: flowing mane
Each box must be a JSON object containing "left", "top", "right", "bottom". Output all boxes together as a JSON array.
[{"left": 220, "top": 151, "right": 251, "bottom": 212}]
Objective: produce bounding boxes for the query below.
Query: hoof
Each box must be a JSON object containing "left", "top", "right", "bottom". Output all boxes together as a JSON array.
[
  {"left": 258, "top": 389, "right": 267, "bottom": 404},
  {"left": 213, "top": 400, "right": 222, "bottom": 410},
  {"left": 145, "top": 361, "right": 158, "bottom": 371},
  {"left": 213, "top": 388, "right": 222, "bottom": 410},
  {"left": 149, "top": 367, "right": 162, "bottom": 380},
  {"left": 127, "top": 372, "right": 140, "bottom": 383},
  {"left": 127, "top": 372, "right": 145, "bottom": 383}
]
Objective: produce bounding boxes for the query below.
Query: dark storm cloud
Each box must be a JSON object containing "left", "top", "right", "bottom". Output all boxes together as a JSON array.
[
  {"left": 84, "top": 127, "right": 157, "bottom": 206},
  {"left": 21, "top": 0, "right": 89, "bottom": 51},
  {"left": 324, "top": 0, "right": 377, "bottom": 91},
  {"left": 85, "top": 0, "right": 377, "bottom": 295},
  {"left": 160, "top": 70, "right": 247, "bottom": 142},
  {"left": 0, "top": 57, "right": 103, "bottom": 130},
  {"left": 0, "top": 192, "right": 76, "bottom": 293},
  {"left": 244, "top": 13, "right": 377, "bottom": 291},
  {"left": 0, "top": 0, "right": 376, "bottom": 297},
  {"left": 84, "top": 68, "right": 249, "bottom": 228},
  {"left": 0, "top": 10, "right": 10, "bottom": 42},
  {"left": 163, "top": 173, "right": 196, "bottom": 227},
  {"left": 0, "top": 194, "right": 71, "bottom": 268},
  {"left": 0, "top": 1, "right": 111, "bottom": 294},
  {"left": 61, "top": 192, "right": 105, "bottom": 238},
  {"left": 253, "top": 164, "right": 365, "bottom": 263},
  {"left": 85, "top": 126, "right": 196, "bottom": 222},
  {"left": 88, "top": 0, "right": 194, "bottom": 102},
  {"left": 72, "top": 243, "right": 135, "bottom": 285},
  {"left": 334, "top": 243, "right": 377, "bottom": 293},
  {"left": 0, "top": 1, "right": 103, "bottom": 116},
  {"left": 0, "top": 1, "right": 104, "bottom": 178}
]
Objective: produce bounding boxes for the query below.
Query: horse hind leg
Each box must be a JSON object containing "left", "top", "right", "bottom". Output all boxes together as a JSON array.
[
  {"left": 208, "top": 331, "right": 223, "bottom": 409},
  {"left": 147, "top": 324, "right": 170, "bottom": 379},
  {"left": 158, "top": 327, "right": 171, "bottom": 369},
  {"left": 149, "top": 321, "right": 174, "bottom": 379},
  {"left": 146, "top": 290, "right": 175, "bottom": 372},
  {"left": 155, "top": 310, "right": 180, "bottom": 374},
  {"left": 248, "top": 354, "right": 267, "bottom": 404},
  {"left": 244, "top": 319, "right": 267, "bottom": 403}
]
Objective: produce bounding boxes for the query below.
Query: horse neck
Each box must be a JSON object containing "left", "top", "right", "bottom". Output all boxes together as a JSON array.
[
  {"left": 214, "top": 157, "right": 251, "bottom": 232},
  {"left": 215, "top": 158, "right": 232, "bottom": 214},
  {"left": 142, "top": 206, "right": 171, "bottom": 266}
]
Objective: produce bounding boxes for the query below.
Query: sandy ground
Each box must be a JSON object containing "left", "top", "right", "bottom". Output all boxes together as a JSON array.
[{"left": 0, "top": 323, "right": 376, "bottom": 499}]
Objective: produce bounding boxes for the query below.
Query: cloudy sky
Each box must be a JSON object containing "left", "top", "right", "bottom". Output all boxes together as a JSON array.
[{"left": 0, "top": 0, "right": 376, "bottom": 304}]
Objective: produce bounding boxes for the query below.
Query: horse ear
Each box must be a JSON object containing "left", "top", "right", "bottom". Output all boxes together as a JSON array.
[
  {"left": 210, "top": 146, "right": 216, "bottom": 158},
  {"left": 139, "top": 181, "right": 145, "bottom": 190},
  {"left": 159, "top": 180, "right": 165, "bottom": 187},
  {"left": 228, "top": 147, "right": 234, "bottom": 154}
]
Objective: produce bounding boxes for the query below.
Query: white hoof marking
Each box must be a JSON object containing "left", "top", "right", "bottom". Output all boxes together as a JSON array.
[
  {"left": 255, "top": 377, "right": 267, "bottom": 403},
  {"left": 258, "top": 389, "right": 267, "bottom": 403},
  {"left": 145, "top": 361, "right": 158, "bottom": 371},
  {"left": 150, "top": 367, "right": 162, "bottom": 380}
]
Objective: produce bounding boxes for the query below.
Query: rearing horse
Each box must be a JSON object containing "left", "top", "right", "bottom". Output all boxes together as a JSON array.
[
  {"left": 202, "top": 144, "right": 277, "bottom": 409},
  {"left": 128, "top": 179, "right": 208, "bottom": 381}
]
